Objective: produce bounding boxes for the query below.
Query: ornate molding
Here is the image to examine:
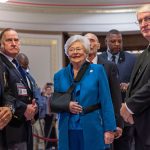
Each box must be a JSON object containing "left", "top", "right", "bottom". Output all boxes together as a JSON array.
[{"left": 0, "top": 2, "right": 139, "bottom": 14}]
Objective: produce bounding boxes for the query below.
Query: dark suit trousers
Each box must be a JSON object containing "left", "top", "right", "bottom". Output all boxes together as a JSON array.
[
  {"left": 0, "top": 145, "right": 7, "bottom": 150},
  {"left": 8, "top": 142, "right": 27, "bottom": 150},
  {"left": 44, "top": 114, "right": 55, "bottom": 149},
  {"left": 0, "top": 132, "right": 7, "bottom": 150},
  {"left": 134, "top": 129, "right": 150, "bottom": 150},
  {"left": 112, "top": 126, "right": 135, "bottom": 150}
]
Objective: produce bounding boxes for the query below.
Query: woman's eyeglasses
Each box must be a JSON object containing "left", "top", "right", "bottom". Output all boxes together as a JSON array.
[{"left": 68, "top": 47, "right": 84, "bottom": 53}]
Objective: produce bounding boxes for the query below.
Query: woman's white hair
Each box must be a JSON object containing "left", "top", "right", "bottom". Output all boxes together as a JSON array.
[
  {"left": 64, "top": 35, "right": 90, "bottom": 56},
  {"left": 137, "top": 4, "right": 150, "bottom": 13}
]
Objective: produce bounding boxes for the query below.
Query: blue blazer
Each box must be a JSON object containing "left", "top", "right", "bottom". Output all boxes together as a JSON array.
[
  {"left": 54, "top": 63, "right": 116, "bottom": 150},
  {"left": 100, "top": 51, "right": 136, "bottom": 101}
]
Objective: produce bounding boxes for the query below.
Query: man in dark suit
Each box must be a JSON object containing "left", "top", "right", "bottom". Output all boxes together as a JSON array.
[
  {"left": 16, "top": 53, "right": 43, "bottom": 109},
  {"left": 84, "top": 33, "right": 123, "bottom": 149},
  {"left": 0, "top": 28, "right": 38, "bottom": 150},
  {"left": 120, "top": 4, "right": 150, "bottom": 150},
  {"left": 0, "top": 57, "right": 14, "bottom": 150},
  {"left": 16, "top": 52, "right": 46, "bottom": 150},
  {"left": 99, "top": 29, "right": 136, "bottom": 150}
]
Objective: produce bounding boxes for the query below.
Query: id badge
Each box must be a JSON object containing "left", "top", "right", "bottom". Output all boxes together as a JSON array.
[{"left": 16, "top": 82, "right": 28, "bottom": 96}]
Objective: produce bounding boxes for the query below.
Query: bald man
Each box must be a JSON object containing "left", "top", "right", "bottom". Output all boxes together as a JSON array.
[{"left": 85, "top": 33, "right": 123, "bottom": 150}]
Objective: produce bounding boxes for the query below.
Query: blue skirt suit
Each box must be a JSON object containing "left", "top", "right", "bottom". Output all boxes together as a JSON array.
[{"left": 53, "top": 63, "right": 116, "bottom": 150}]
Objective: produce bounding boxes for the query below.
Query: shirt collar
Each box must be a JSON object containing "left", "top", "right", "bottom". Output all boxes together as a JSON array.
[
  {"left": 107, "top": 50, "right": 119, "bottom": 63},
  {"left": 86, "top": 55, "right": 98, "bottom": 64},
  {"left": 92, "top": 55, "right": 98, "bottom": 64},
  {"left": 0, "top": 52, "right": 14, "bottom": 62}
]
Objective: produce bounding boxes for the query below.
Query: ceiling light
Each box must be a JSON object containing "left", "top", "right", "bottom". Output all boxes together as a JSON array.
[{"left": 0, "top": 0, "right": 8, "bottom": 3}]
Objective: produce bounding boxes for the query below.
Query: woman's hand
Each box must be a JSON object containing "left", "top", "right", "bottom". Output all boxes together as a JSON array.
[
  {"left": 104, "top": 131, "right": 115, "bottom": 144},
  {"left": 69, "top": 101, "right": 82, "bottom": 114}
]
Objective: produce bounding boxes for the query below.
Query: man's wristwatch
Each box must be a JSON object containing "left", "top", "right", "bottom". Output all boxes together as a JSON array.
[{"left": 5, "top": 104, "right": 15, "bottom": 115}]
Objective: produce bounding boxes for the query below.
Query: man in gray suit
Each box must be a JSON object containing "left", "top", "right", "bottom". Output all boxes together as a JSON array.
[{"left": 121, "top": 4, "right": 150, "bottom": 150}]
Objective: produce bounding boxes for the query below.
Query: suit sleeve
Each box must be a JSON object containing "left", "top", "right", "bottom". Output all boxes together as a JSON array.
[
  {"left": 0, "top": 62, "right": 16, "bottom": 109},
  {"left": 108, "top": 63, "right": 124, "bottom": 128},
  {"left": 3, "top": 87, "right": 27, "bottom": 118},
  {"left": 126, "top": 79, "right": 150, "bottom": 115},
  {"left": 98, "top": 65, "right": 116, "bottom": 131},
  {"left": 2, "top": 65, "right": 27, "bottom": 120}
]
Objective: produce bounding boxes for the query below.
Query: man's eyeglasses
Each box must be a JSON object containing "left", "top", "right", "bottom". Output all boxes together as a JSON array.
[{"left": 135, "top": 16, "right": 150, "bottom": 25}]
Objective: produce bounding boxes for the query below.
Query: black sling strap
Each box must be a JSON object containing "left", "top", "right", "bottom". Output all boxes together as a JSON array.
[
  {"left": 66, "top": 61, "right": 90, "bottom": 94},
  {"left": 51, "top": 61, "right": 90, "bottom": 113},
  {"left": 51, "top": 61, "right": 101, "bottom": 114}
]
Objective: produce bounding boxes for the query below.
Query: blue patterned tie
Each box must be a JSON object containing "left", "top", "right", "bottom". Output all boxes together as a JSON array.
[{"left": 12, "top": 59, "right": 27, "bottom": 83}]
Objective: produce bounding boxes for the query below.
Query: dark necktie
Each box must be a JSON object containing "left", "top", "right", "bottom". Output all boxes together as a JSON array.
[
  {"left": 111, "top": 55, "right": 116, "bottom": 63},
  {"left": 12, "top": 59, "right": 27, "bottom": 83}
]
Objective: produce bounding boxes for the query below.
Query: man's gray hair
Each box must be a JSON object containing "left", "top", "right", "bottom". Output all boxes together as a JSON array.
[
  {"left": 64, "top": 35, "right": 90, "bottom": 56},
  {"left": 137, "top": 4, "right": 150, "bottom": 13}
]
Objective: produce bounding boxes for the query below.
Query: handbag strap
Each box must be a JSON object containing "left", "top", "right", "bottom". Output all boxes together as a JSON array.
[{"left": 67, "top": 61, "right": 90, "bottom": 93}]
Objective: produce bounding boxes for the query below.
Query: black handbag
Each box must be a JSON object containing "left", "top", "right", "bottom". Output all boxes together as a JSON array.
[{"left": 50, "top": 61, "right": 90, "bottom": 113}]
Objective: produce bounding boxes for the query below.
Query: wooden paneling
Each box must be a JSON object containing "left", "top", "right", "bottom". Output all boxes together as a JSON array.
[
  {"left": 62, "top": 32, "right": 149, "bottom": 65},
  {"left": 98, "top": 33, "right": 149, "bottom": 52}
]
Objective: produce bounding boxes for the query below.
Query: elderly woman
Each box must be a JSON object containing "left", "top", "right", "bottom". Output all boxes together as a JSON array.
[{"left": 53, "top": 35, "right": 116, "bottom": 150}]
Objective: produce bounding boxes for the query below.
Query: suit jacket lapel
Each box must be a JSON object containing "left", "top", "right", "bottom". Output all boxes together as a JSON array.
[
  {"left": 118, "top": 51, "right": 125, "bottom": 63},
  {"left": 100, "top": 52, "right": 108, "bottom": 60},
  {"left": 97, "top": 55, "right": 103, "bottom": 64},
  {"left": 134, "top": 59, "right": 149, "bottom": 86},
  {"left": 0, "top": 53, "right": 29, "bottom": 87},
  {"left": 0, "top": 58, "right": 4, "bottom": 96},
  {"left": 26, "top": 72, "right": 34, "bottom": 91},
  {"left": 129, "top": 48, "right": 149, "bottom": 89}
]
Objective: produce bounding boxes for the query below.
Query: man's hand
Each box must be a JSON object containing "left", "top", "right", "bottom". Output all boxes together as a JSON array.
[
  {"left": 0, "top": 107, "right": 12, "bottom": 129},
  {"left": 32, "top": 99, "right": 38, "bottom": 114},
  {"left": 114, "top": 127, "right": 123, "bottom": 139},
  {"left": 120, "top": 103, "right": 134, "bottom": 124},
  {"left": 127, "top": 115, "right": 134, "bottom": 124},
  {"left": 24, "top": 99, "right": 38, "bottom": 120},
  {"left": 120, "top": 83, "right": 129, "bottom": 92}
]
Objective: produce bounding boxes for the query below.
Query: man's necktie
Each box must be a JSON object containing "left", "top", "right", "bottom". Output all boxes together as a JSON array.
[
  {"left": 12, "top": 59, "right": 19, "bottom": 68},
  {"left": 12, "top": 59, "right": 27, "bottom": 83},
  {"left": 111, "top": 55, "right": 116, "bottom": 63}
]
